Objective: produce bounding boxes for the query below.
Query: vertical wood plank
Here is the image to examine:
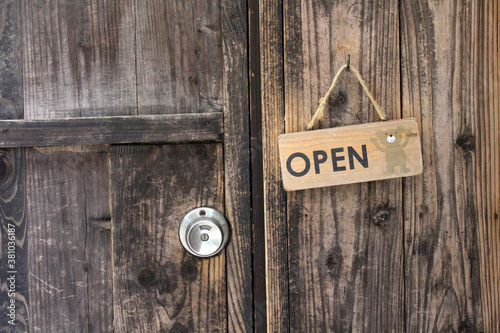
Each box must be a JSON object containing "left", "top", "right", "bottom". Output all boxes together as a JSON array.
[
  {"left": 0, "top": 0, "right": 28, "bottom": 331},
  {"left": 134, "top": 0, "right": 222, "bottom": 115},
  {"left": 400, "top": 0, "right": 496, "bottom": 331},
  {"left": 476, "top": 2, "right": 500, "bottom": 330},
  {"left": 22, "top": 0, "right": 137, "bottom": 118},
  {"left": 260, "top": 0, "right": 289, "bottom": 331},
  {"left": 249, "top": 0, "right": 267, "bottom": 329},
  {"left": 283, "top": 0, "right": 402, "bottom": 331},
  {"left": 221, "top": 0, "right": 253, "bottom": 331},
  {"left": 111, "top": 144, "right": 226, "bottom": 333},
  {"left": 21, "top": 0, "right": 137, "bottom": 331},
  {"left": 0, "top": 149, "right": 27, "bottom": 332},
  {"left": 26, "top": 147, "right": 112, "bottom": 332}
]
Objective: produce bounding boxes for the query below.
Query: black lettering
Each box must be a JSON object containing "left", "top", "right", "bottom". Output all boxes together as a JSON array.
[
  {"left": 313, "top": 150, "right": 327, "bottom": 174},
  {"left": 330, "top": 148, "right": 346, "bottom": 172},
  {"left": 286, "top": 152, "right": 310, "bottom": 177},
  {"left": 348, "top": 145, "right": 369, "bottom": 169}
]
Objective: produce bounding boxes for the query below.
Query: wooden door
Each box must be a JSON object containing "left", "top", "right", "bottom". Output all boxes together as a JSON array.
[
  {"left": 1, "top": 0, "right": 499, "bottom": 332},
  {"left": 0, "top": 0, "right": 252, "bottom": 332},
  {"left": 259, "top": 0, "right": 499, "bottom": 332}
]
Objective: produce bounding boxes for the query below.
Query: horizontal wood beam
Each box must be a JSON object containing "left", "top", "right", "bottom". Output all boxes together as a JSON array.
[{"left": 0, "top": 113, "right": 223, "bottom": 147}]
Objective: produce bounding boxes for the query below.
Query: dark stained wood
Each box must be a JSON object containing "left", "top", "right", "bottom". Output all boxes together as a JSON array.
[
  {"left": 0, "top": 149, "right": 28, "bottom": 333},
  {"left": 134, "top": 0, "right": 222, "bottom": 115},
  {"left": 249, "top": 0, "right": 267, "bottom": 329},
  {"left": 0, "top": 0, "right": 28, "bottom": 331},
  {"left": 0, "top": 113, "right": 224, "bottom": 148},
  {"left": 0, "top": 0, "right": 23, "bottom": 121},
  {"left": 110, "top": 144, "right": 226, "bottom": 332},
  {"left": 128, "top": 2, "right": 234, "bottom": 332},
  {"left": 260, "top": 0, "right": 289, "bottom": 331},
  {"left": 282, "top": 0, "right": 403, "bottom": 331},
  {"left": 221, "top": 0, "right": 254, "bottom": 331},
  {"left": 21, "top": 0, "right": 136, "bottom": 330},
  {"left": 401, "top": 0, "right": 498, "bottom": 331},
  {"left": 26, "top": 147, "right": 112, "bottom": 332}
]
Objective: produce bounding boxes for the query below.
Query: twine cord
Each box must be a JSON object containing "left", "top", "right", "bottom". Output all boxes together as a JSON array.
[{"left": 306, "top": 64, "right": 387, "bottom": 131}]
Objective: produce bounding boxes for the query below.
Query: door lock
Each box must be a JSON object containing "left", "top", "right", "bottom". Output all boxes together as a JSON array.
[{"left": 179, "top": 207, "right": 229, "bottom": 258}]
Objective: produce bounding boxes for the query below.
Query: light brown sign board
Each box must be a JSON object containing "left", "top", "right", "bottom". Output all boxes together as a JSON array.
[{"left": 279, "top": 118, "right": 423, "bottom": 191}]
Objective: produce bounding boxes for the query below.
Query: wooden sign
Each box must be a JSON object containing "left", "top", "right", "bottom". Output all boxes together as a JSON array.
[{"left": 279, "top": 118, "right": 423, "bottom": 191}]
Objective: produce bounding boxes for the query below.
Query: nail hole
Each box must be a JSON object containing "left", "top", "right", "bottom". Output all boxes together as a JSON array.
[
  {"left": 199, "top": 210, "right": 206, "bottom": 216},
  {"left": 336, "top": 92, "right": 347, "bottom": 105}
]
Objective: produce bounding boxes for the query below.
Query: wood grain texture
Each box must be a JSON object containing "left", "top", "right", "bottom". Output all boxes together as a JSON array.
[
  {"left": 0, "top": 113, "right": 224, "bottom": 148},
  {"left": 0, "top": 149, "right": 28, "bottom": 333},
  {"left": 476, "top": 2, "right": 500, "bottom": 330},
  {"left": 0, "top": 0, "right": 28, "bottom": 331},
  {"left": 260, "top": 0, "right": 289, "bottom": 331},
  {"left": 401, "top": 0, "right": 497, "bottom": 331},
  {"left": 26, "top": 147, "right": 112, "bottom": 332},
  {"left": 21, "top": 0, "right": 136, "bottom": 330},
  {"left": 22, "top": 0, "right": 137, "bottom": 118},
  {"left": 248, "top": 0, "right": 267, "bottom": 329},
  {"left": 279, "top": 119, "right": 422, "bottom": 190},
  {"left": 221, "top": 0, "right": 253, "bottom": 331},
  {"left": 111, "top": 144, "right": 226, "bottom": 333},
  {"left": 134, "top": 0, "right": 222, "bottom": 115},
  {"left": 283, "top": 0, "right": 403, "bottom": 331}
]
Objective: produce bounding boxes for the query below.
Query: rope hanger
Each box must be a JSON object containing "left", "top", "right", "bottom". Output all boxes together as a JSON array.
[{"left": 306, "top": 55, "right": 387, "bottom": 131}]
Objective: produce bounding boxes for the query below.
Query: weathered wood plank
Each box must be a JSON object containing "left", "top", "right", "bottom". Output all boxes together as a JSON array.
[
  {"left": 22, "top": 0, "right": 137, "bottom": 118},
  {"left": 111, "top": 144, "right": 226, "bottom": 333},
  {"left": 134, "top": 0, "right": 222, "bottom": 115},
  {"left": 260, "top": 0, "right": 289, "bottom": 331},
  {"left": 0, "top": 113, "right": 224, "bottom": 148},
  {"left": 0, "top": 149, "right": 28, "bottom": 332},
  {"left": 22, "top": 0, "right": 136, "bottom": 331},
  {"left": 26, "top": 147, "right": 112, "bottom": 332},
  {"left": 0, "top": 0, "right": 28, "bottom": 331},
  {"left": 476, "top": 2, "right": 500, "bottom": 330},
  {"left": 221, "top": 0, "right": 253, "bottom": 331},
  {"left": 249, "top": 0, "right": 267, "bottom": 329},
  {"left": 283, "top": 0, "right": 403, "bottom": 331},
  {"left": 401, "top": 0, "right": 499, "bottom": 331}
]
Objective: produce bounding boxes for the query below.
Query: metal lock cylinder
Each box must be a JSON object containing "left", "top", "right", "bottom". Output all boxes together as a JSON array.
[{"left": 179, "top": 207, "right": 229, "bottom": 258}]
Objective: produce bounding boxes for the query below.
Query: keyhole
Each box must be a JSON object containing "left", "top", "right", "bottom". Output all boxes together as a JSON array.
[{"left": 200, "top": 233, "right": 209, "bottom": 241}]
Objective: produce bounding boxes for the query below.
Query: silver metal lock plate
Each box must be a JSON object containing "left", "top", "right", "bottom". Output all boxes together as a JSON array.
[{"left": 179, "top": 207, "right": 229, "bottom": 258}]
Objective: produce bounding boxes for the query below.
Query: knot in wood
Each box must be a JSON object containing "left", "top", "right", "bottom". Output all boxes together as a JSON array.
[
  {"left": 0, "top": 154, "right": 12, "bottom": 185},
  {"left": 372, "top": 209, "right": 391, "bottom": 228},
  {"left": 83, "top": 262, "right": 90, "bottom": 272},
  {"left": 323, "top": 247, "right": 343, "bottom": 279},
  {"left": 170, "top": 323, "right": 188, "bottom": 333},
  {"left": 136, "top": 267, "right": 157, "bottom": 288},
  {"left": 456, "top": 134, "right": 474, "bottom": 151},
  {"left": 181, "top": 260, "right": 198, "bottom": 282}
]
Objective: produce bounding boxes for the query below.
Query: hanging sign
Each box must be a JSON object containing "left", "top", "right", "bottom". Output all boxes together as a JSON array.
[
  {"left": 279, "top": 118, "right": 423, "bottom": 191},
  {"left": 279, "top": 59, "right": 423, "bottom": 191}
]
